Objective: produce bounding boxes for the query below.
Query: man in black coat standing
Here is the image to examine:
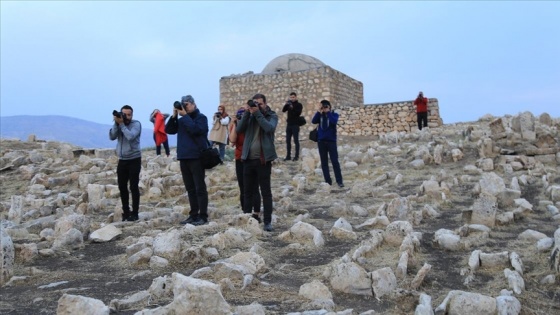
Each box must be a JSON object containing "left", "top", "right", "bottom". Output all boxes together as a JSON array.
[{"left": 282, "top": 92, "right": 303, "bottom": 161}]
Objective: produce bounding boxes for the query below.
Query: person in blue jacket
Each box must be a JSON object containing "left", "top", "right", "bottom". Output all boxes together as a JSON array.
[
  {"left": 165, "top": 95, "right": 210, "bottom": 226},
  {"left": 311, "top": 100, "right": 344, "bottom": 188}
]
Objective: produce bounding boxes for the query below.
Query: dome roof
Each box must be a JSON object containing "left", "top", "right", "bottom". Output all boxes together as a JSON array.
[{"left": 261, "top": 53, "right": 325, "bottom": 74}]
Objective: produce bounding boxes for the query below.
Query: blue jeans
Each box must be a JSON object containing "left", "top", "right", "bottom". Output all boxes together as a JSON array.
[
  {"left": 243, "top": 159, "right": 273, "bottom": 224},
  {"left": 179, "top": 159, "right": 208, "bottom": 220},
  {"left": 318, "top": 141, "right": 343, "bottom": 186}
]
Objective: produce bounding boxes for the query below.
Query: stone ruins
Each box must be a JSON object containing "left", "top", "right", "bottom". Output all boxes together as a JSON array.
[
  {"left": 0, "top": 110, "right": 559, "bottom": 312},
  {"left": 219, "top": 53, "right": 442, "bottom": 139}
]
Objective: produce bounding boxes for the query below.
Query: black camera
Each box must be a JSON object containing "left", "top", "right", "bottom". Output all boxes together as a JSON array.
[
  {"left": 248, "top": 100, "right": 258, "bottom": 108},
  {"left": 173, "top": 101, "right": 183, "bottom": 110},
  {"left": 215, "top": 112, "right": 221, "bottom": 117},
  {"left": 112, "top": 110, "right": 123, "bottom": 118},
  {"left": 321, "top": 103, "right": 330, "bottom": 108},
  {"left": 285, "top": 100, "right": 292, "bottom": 106}
]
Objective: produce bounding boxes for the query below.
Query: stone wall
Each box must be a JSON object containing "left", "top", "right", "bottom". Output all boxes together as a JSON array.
[
  {"left": 219, "top": 66, "right": 443, "bottom": 140},
  {"left": 219, "top": 65, "right": 363, "bottom": 118},
  {"left": 334, "top": 99, "right": 443, "bottom": 137}
]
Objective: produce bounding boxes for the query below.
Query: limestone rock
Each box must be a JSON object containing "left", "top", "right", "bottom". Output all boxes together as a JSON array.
[
  {"left": 89, "top": 224, "right": 122, "bottom": 243},
  {"left": 57, "top": 294, "right": 109, "bottom": 315},
  {"left": 1, "top": 228, "right": 15, "bottom": 285},
  {"left": 170, "top": 273, "right": 232, "bottom": 314}
]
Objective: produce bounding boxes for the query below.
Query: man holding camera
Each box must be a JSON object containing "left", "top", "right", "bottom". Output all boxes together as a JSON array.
[
  {"left": 311, "top": 100, "right": 344, "bottom": 188},
  {"left": 165, "top": 95, "right": 210, "bottom": 226},
  {"left": 282, "top": 92, "right": 303, "bottom": 161},
  {"left": 109, "top": 105, "right": 142, "bottom": 221},
  {"left": 236, "top": 93, "right": 278, "bottom": 231},
  {"left": 413, "top": 91, "right": 429, "bottom": 130},
  {"left": 229, "top": 103, "right": 262, "bottom": 222}
]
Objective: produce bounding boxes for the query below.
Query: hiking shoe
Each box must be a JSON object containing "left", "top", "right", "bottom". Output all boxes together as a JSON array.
[
  {"left": 292, "top": 157, "right": 299, "bottom": 161},
  {"left": 252, "top": 213, "right": 262, "bottom": 224},
  {"left": 180, "top": 216, "right": 198, "bottom": 225},
  {"left": 263, "top": 223, "right": 273, "bottom": 232},
  {"left": 122, "top": 213, "right": 130, "bottom": 222},
  {"left": 126, "top": 213, "right": 139, "bottom": 221},
  {"left": 192, "top": 217, "right": 208, "bottom": 226},
  {"left": 284, "top": 157, "right": 291, "bottom": 161},
  {"left": 338, "top": 183, "right": 345, "bottom": 188}
]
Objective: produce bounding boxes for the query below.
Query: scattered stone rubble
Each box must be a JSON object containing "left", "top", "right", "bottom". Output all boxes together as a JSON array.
[{"left": 1, "top": 111, "right": 559, "bottom": 314}]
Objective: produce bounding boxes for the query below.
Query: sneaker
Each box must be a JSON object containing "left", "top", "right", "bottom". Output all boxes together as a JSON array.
[
  {"left": 292, "top": 157, "right": 299, "bottom": 161},
  {"left": 192, "top": 217, "right": 208, "bottom": 226},
  {"left": 252, "top": 213, "right": 262, "bottom": 223},
  {"left": 263, "top": 223, "right": 273, "bottom": 232},
  {"left": 180, "top": 215, "right": 198, "bottom": 225},
  {"left": 284, "top": 157, "right": 291, "bottom": 161},
  {"left": 338, "top": 183, "right": 345, "bottom": 188},
  {"left": 126, "top": 213, "right": 139, "bottom": 222}
]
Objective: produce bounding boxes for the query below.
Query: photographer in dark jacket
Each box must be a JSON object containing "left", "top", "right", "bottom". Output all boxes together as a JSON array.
[
  {"left": 165, "top": 95, "right": 210, "bottom": 226},
  {"left": 311, "top": 100, "right": 344, "bottom": 188},
  {"left": 236, "top": 93, "right": 278, "bottom": 231},
  {"left": 282, "top": 92, "right": 303, "bottom": 161}
]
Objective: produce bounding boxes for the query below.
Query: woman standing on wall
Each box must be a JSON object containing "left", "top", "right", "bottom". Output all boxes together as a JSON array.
[{"left": 208, "top": 105, "right": 231, "bottom": 160}]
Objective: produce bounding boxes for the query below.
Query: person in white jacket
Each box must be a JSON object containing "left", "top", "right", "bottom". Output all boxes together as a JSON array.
[{"left": 208, "top": 104, "right": 231, "bottom": 160}]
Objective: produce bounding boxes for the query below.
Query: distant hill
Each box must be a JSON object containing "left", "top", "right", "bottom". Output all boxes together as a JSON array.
[{"left": 0, "top": 115, "right": 176, "bottom": 149}]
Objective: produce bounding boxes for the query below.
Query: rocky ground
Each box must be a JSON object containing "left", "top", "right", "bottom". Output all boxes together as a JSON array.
[{"left": 0, "top": 112, "right": 559, "bottom": 315}]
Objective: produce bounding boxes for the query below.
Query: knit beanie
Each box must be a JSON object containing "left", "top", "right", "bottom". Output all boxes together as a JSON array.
[{"left": 181, "top": 95, "right": 195, "bottom": 104}]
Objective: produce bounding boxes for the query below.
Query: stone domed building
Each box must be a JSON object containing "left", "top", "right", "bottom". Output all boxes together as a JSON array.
[
  {"left": 219, "top": 53, "right": 364, "bottom": 134},
  {"left": 261, "top": 53, "right": 326, "bottom": 74},
  {"left": 219, "top": 53, "right": 441, "bottom": 138}
]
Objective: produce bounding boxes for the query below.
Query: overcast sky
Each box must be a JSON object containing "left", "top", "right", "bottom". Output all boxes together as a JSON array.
[{"left": 1, "top": 1, "right": 559, "bottom": 130}]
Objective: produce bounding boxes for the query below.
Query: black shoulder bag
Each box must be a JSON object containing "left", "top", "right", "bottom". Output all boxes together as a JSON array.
[{"left": 199, "top": 140, "right": 223, "bottom": 169}]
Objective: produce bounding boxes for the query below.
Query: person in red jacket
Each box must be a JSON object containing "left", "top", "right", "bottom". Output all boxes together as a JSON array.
[
  {"left": 413, "top": 91, "right": 428, "bottom": 130},
  {"left": 150, "top": 109, "right": 170, "bottom": 156}
]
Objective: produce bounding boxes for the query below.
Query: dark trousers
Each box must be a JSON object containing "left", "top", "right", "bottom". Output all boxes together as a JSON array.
[
  {"left": 318, "top": 141, "right": 343, "bottom": 186},
  {"left": 243, "top": 159, "right": 273, "bottom": 224},
  {"left": 153, "top": 134, "right": 170, "bottom": 156},
  {"left": 285, "top": 125, "right": 300, "bottom": 158},
  {"left": 235, "top": 160, "right": 261, "bottom": 213},
  {"left": 180, "top": 159, "right": 208, "bottom": 220},
  {"left": 417, "top": 112, "right": 428, "bottom": 130},
  {"left": 117, "top": 157, "right": 141, "bottom": 215}
]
